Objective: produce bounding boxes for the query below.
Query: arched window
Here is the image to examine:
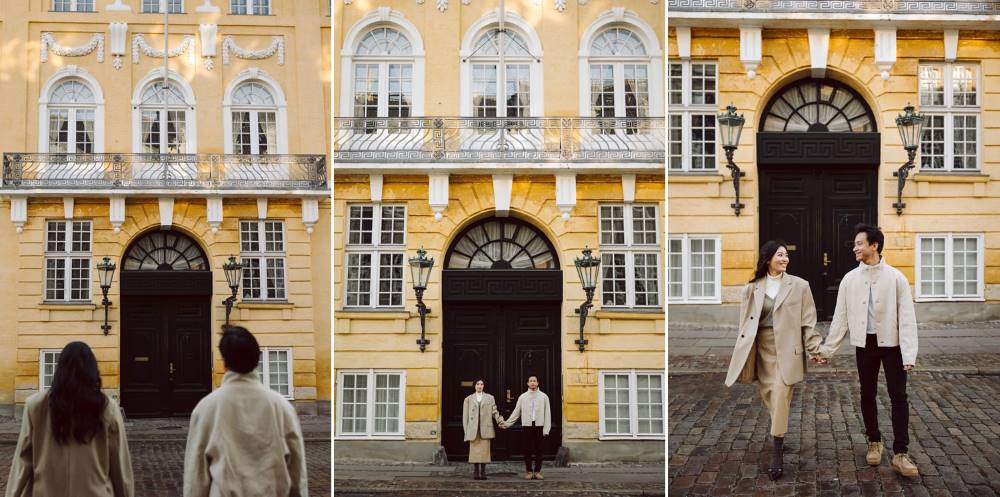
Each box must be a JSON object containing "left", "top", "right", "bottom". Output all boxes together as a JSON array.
[
  {"left": 123, "top": 230, "right": 209, "bottom": 271},
  {"left": 468, "top": 29, "right": 533, "bottom": 118},
  {"left": 139, "top": 82, "right": 189, "bottom": 153},
  {"left": 588, "top": 27, "right": 650, "bottom": 119},
  {"left": 351, "top": 27, "right": 414, "bottom": 124},
  {"left": 46, "top": 80, "right": 96, "bottom": 153},
  {"left": 231, "top": 81, "right": 278, "bottom": 154}
]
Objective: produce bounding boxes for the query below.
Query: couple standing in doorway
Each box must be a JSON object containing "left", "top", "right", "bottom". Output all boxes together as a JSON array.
[
  {"left": 462, "top": 375, "right": 552, "bottom": 481},
  {"left": 726, "top": 223, "right": 920, "bottom": 481}
]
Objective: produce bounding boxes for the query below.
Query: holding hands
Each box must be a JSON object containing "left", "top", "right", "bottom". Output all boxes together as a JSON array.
[{"left": 810, "top": 354, "right": 829, "bottom": 365}]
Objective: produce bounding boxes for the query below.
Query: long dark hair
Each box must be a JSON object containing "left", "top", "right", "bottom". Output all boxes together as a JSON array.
[
  {"left": 750, "top": 240, "right": 788, "bottom": 283},
  {"left": 48, "top": 342, "right": 108, "bottom": 445}
]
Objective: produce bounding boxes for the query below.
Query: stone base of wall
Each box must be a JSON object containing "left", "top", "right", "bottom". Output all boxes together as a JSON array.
[
  {"left": 668, "top": 304, "right": 740, "bottom": 328},
  {"left": 293, "top": 400, "right": 320, "bottom": 415},
  {"left": 316, "top": 400, "right": 332, "bottom": 415},
  {"left": 333, "top": 440, "right": 441, "bottom": 463},
  {"left": 563, "top": 441, "right": 665, "bottom": 463}
]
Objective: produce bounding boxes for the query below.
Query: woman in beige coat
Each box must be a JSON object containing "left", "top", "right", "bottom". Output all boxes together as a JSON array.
[
  {"left": 5, "top": 341, "right": 133, "bottom": 497},
  {"left": 725, "top": 241, "right": 823, "bottom": 481},
  {"left": 462, "top": 379, "right": 505, "bottom": 480}
]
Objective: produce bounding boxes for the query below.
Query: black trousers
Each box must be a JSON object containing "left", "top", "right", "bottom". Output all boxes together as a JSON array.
[
  {"left": 856, "top": 333, "right": 910, "bottom": 453},
  {"left": 523, "top": 424, "right": 544, "bottom": 472}
]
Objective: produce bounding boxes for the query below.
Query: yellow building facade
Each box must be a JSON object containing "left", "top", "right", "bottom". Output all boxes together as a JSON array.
[
  {"left": 0, "top": 0, "right": 331, "bottom": 416},
  {"left": 668, "top": 5, "right": 1000, "bottom": 325},
  {"left": 333, "top": 1, "right": 665, "bottom": 462}
]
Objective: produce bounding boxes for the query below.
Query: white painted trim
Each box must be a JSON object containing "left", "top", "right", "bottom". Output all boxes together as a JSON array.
[
  {"left": 222, "top": 68, "right": 288, "bottom": 154},
  {"left": 808, "top": 28, "right": 830, "bottom": 78},
  {"left": 332, "top": 163, "right": 662, "bottom": 174},
  {"left": 342, "top": 204, "right": 408, "bottom": 310},
  {"left": 159, "top": 197, "right": 175, "bottom": 227},
  {"left": 459, "top": 9, "right": 545, "bottom": 117},
  {"left": 675, "top": 26, "right": 691, "bottom": 60},
  {"left": 207, "top": 197, "right": 223, "bottom": 232},
  {"left": 492, "top": 174, "right": 513, "bottom": 217},
  {"left": 39, "top": 349, "right": 62, "bottom": 391},
  {"left": 2, "top": 189, "right": 329, "bottom": 198},
  {"left": 369, "top": 174, "right": 384, "bottom": 203},
  {"left": 334, "top": 369, "right": 407, "bottom": 439},
  {"left": 39, "top": 65, "right": 106, "bottom": 153},
  {"left": 555, "top": 173, "right": 576, "bottom": 220},
  {"left": 11, "top": 197, "right": 27, "bottom": 233},
  {"left": 131, "top": 68, "right": 197, "bottom": 153},
  {"left": 63, "top": 197, "right": 75, "bottom": 219},
  {"left": 195, "top": 1, "right": 220, "bottom": 13},
  {"left": 259, "top": 347, "right": 295, "bottom": 400},
  {"left": 109, "top": 196, "right": 125, "bottom": 233},
  {"left": 944, "top": 29, "right": 960, "bottom": 62},
  {"left": 340, "top": 9, "right": 426, "bottom": 117},
  {"left": 597, "top": 370, "right": 665, "bottom": 440},
  {"left": 256, "top": 198, "right": 268, "bottom": 219},
  {"left": 301, "top": 198, "right": 319, "bottom": 234},
  {"left": 239, "top": 219, "right": 290, "bottom": 302},
  {"left": 42, "top": 219, "right": 94, "bottom": 303},
  {"left": 874, "top": 28, "right": 896, "bottom": 80},
  {"left": 739, "top": 26, "right": 762, "bottom": 79},
  {"left": 621, "top": 174, "right": 637, "bottom": 203},
  {"left": 428, "top": 174, "right": 449, "bottom": 221},
  {"left": 666, "top": 233, "right": 722, "bottom": 305},
  {"left": 917, "top": 61, "right": 981, "bottom": 171},
  {"left": 106, "top": 0, "right": 132, "bottom": 11},
  {"left": 579, "top": 8, "right": 664, "bottom": 116},
  {"left": 914, "top": 233, "right": 985, "bottom": 301},
  {"left": 598, "top": 204, "right": 663, "bottom": 309}
]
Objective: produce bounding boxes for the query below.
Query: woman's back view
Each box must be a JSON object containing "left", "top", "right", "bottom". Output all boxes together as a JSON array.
[{"left": 5, "top": 342, "right": 134, "bottom": 497}]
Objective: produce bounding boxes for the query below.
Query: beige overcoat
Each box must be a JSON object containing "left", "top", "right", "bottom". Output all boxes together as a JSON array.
[
  {"left": 182, "top": 371, "right": 307, "bottom": 497},
  {"left": 462, "top": 393, "right": 503, "bottom": 442},
  {"left": 725, "top": 274, "right": 823, "bottom": 387},
  {"left": 5, "top": 392, "right": 133, "bottom": 497}
]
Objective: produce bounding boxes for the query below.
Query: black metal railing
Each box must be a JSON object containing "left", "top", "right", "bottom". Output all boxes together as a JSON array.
[
  {"left": 333, "top": 116, "right": 664, "bottom": 163},
  {"left": 1, "top": 153, "right": 327, "bottom": 190}
]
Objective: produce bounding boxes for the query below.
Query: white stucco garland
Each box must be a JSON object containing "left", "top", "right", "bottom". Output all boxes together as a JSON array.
[
  {"left": 40, "top": 33, "right": 105, "bottom": 63},
  {"left": 132, "top": 34, "right": 197, "bottom": 65},
  {"left": 221, "top": 36, "right": 285, "bottom": 66}
]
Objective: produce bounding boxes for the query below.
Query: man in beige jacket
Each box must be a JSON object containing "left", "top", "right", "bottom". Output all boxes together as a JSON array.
[
  {"left": 501, "top": 376, "right": 551, "bottom": 480},
  {"left": 817, "top": 224, "right": 919, "bottom": 477},
  {"left": 183, "top": 326, "right": 308, "bottom": 497}
]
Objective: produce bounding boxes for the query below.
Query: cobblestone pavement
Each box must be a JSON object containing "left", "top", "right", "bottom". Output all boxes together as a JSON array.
[
  {"left": 669, "top": 371, "right": 1000, "bottom": 497},
  {"left": 0, "top": 440, "right": 330, "bottom": 496},
  {"left": 334, "top": 462, "right": 666, "bottom": 496}
]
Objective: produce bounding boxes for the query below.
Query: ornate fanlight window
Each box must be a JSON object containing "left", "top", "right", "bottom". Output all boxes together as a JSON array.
[
  {"left": 446, "top": 218, "right": 558, "bottom": 269},
  {"left": 761, "top": 79, "right": 876, "bottom": 133},
  {"left": 123, "top": 230, "right": 209, "bottom": 271}
]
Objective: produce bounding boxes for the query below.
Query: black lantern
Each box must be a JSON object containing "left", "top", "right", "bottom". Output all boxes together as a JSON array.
[
  {"left": 96, "top": 257, "right": 117, "bottom": 335},
  {"left": 893, "top": 103, "right": 925, "bottom": 215},
  {"left": 573, "top": 247, "right": 601, "bottom": 352},
  {"left": 717, "top": 104, "right": 746, "bottom": 216},
  {"left": 222, "top": 256, "right": 243, "bottom": 325},
  {"left": 408, "top": 248, "right": 434, "bottom": 352}
]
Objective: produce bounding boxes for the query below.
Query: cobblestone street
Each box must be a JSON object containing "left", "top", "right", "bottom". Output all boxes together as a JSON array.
[{"left": 669, "top": 370, "right": 1000, "bottom": 497}]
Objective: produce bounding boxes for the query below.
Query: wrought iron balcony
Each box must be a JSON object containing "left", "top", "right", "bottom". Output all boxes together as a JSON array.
[
  {"left": 1, "top": 153, "right": 327, "bottom": 191},
  {"left": 333, "top": 117, "right": 664, "bottom": 164},
  {"left": 669, "top": 0, "right": 1000, "bottom": 14}
]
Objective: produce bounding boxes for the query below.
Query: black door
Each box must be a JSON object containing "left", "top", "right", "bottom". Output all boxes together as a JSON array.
[{"left": 759, "top": 166, "right": 877, "bottom": 319}]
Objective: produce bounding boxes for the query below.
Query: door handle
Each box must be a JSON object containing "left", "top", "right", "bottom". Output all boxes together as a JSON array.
[
  {"left": 506, "top": 389, "right": 512, "bottom": 403},
  {"left": 823, "top": 252, "right": 831, "bottom": 267},
  {"left": 169, "top": 362, "right": 175, "bottom": 375}
]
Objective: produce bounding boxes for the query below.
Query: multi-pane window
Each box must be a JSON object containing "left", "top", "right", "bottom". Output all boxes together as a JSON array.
[
  {"left": 469, "top": 29, "right": 533, "bottom": 118},
  {"left": 44, "top": 220, "right": 92, "bottom": 302},
  {"left": 46, "top": 80, "right": 96, "bottom": 153},
  {"left": 916, "top": 234, "right": 983, "bottom": 300},
  {"left": 918, "top": 62, "right": 980, "bottom": 170},
  {"left": 53, "top": 0, "right": 95, "bottom": 12},
  {"left": 142, "top": 0, "right": 183, "bottom": 13},
  {"left": 231, "top": 81, "right": 279, "bottom": 154},
  {"left": 667, "top": 234, "right": 721, "bottom": 303},
  {"left": 231, "top": 0, "right": 269, "bottom": 15},
  {"left": 337, "top": 370, "right": 405, "bottom": 438},
  {"left": 256, "top": 347, "right": 293, "bottom": 398},
  {"left": 667, "top": 61, "right": 717, "bottom": 171},
  {"left": 240, "top": 220, "right": 287, "bottom": 301},
  {"left": 599, "top": 371, "right": 664, "bottom": 439},
  {"left": 40, "top": 351, "right": 61, "bottom": 390},
  {"left": 139, "top": 82, "right": 189, "bottom": 154},
  {"left": 589, "top": 28, "right": 650, "bottom": 120},
  {"left": 599, "top": 205, "right": 660, "bottom": 308},
  {"left": 352, "top": 27, "right": 413, "bottom": 132},
  {"left": 345, "top": 205, "right": 406, "bottom": 308}
]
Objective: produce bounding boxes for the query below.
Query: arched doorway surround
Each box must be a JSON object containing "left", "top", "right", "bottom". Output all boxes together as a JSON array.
[
  {"left": 119, "top": 227, "right": 213, "bottom": 417},
  {"left": 441, "top": 216, "right": 563, "bottom": 461}
]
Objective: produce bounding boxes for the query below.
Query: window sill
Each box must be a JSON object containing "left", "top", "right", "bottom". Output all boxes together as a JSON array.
[
  {"left": 913, "top": 172, "right": 989, "bottom": 183},
  {"left": 38, "top": 302, "right": 97, "bottom": 310},
  {"left": 915, "top": 297, "right": 985, "bottom": 303},
  {"left": 238, "top": 301, "right": 294, "bottom": 309},
  {"left": 593, "top": 309, "right": 664, "bottom": 319},
  {"left": 667, "top": 172, "right": 724, "bottom": 183},
  {"left": 598, "top": 435, "right": 665, "bottom": 441},
  {"left": 336, "top": 310, "right": 411, "bottom": 319},
  {"left": 334, "top": 435, "right": 406, "bottom": 441},
  {"left": 668, "top": 300, "right": 722, "bottom": 305}
]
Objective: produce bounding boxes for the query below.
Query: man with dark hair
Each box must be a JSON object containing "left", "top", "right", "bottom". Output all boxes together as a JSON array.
[
  {"left": 501, "top": 375, "right": 551, "bottom": 480},
  {"left": 183, "top": 325, "right": 308, "bottom": 496},
  {"left": 817, "top": 223, "right": 919, "bottom": 477}
]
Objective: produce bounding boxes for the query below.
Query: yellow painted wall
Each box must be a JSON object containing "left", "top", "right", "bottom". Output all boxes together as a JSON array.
[
  {"left": 668, "top": 28, "right": 1000, "bottom": 304},
  {"left": 333, "top": 175, "right": 665, "bottom": 442}
]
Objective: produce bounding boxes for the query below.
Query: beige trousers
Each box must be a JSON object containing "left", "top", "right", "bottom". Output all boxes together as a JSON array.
[{"left": 756, "top": 326, "right": 795, "bottom": 437}]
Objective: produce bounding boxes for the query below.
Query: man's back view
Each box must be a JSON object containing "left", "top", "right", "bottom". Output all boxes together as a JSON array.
[{"left": 183, "top": 326, "right": 308, "bottom": 497}]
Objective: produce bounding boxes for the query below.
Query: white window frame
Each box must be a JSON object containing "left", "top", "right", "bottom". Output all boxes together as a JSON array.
[
  {"left": 335, "top": 369, "right": 407, "bottom": 440},
  {"left": 667, "top": 233, "right": 722, "bottom": 304},
  {"left": 43, "top": 220, "right": 93, "bottom": 303},
  {"left": 918, "top": 61, "right": 981, "bottom": 171},
  {"left": 39, "top": 350, "right": 62, "bottom": 391},
  {"left": 131, "top": 69, "right": 198, "bottom": 155},
  {"left": 240, "top": 220, "right": 289, "bottom": 302},
  {"left": 668, "top": 60, "right": 718, "bottom": 171},
  {"left": 223, "top": 70, "right": 289, "bottom": 155},
  {"left": 53, "top": 0, "right": 95, "bottom": 12},
  {"left": 915, "top": 233, "right": 984, "bottom": 302},
  {"left": 231, "top": 0, "right": 270, "bottom": 15},
  {"left": 39, "top": 68, "right": 106, "bottom": 154},
  {"left": 459, "top": 11, "right": 544, "bottom": 117},
  {"left": 598, "top": 204, "right": 661, "bottom": 309},
  {"left": 598, "top": 370, "right": 665, "bottom": 440},
  {"left": 142, "top": 0, "right": 184, "bottom": 13},
  {"left": 343, "top": 204, "right": 407, "bottom": 309},
  {"left": 257, "top": 347, "right": 294, "bottom": 399}
]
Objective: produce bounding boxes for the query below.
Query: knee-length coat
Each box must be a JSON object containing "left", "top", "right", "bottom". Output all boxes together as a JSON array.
[{"left": 463, "top": 393, "right": 503, "bottom": 442}]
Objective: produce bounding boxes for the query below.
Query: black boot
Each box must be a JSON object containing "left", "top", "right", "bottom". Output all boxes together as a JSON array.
[
  {"left": 472, "top": 463, "right": 480, "bottom": 480},
  {"left": 769, "top": 436, "right": 784, "bottom": 481},
  {"left": 480, "top": 464, "right": 488, "bottom": 480}
]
